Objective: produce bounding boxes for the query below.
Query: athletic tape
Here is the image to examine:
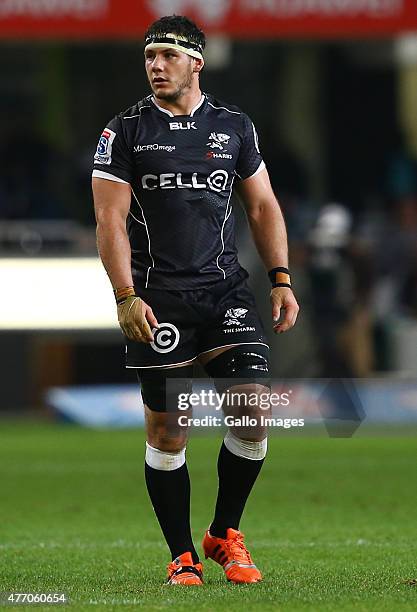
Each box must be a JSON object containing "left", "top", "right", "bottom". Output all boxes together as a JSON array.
[
  {"left": 145, "top": 442, "right": 186, "bottom": 471},
  {"left": 145, "top": 33, "right": 203, "bottom": 60},
  {"left": 145, "top": 42, "right": 203, "bottom": 60},
  {"left": 224, "top": 431, "right": 267, "bottom": 461}
]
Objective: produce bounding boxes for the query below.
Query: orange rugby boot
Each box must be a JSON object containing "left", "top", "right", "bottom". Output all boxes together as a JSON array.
[
  {"left": 202, "top": 528, "right": 262, "bottom": 584},
  {"left": 166, "top": 552, "right": 204, "bottom": 585}
]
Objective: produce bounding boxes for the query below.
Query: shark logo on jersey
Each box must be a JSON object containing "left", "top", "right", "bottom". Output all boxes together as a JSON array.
[
  {"left": 223, "top": 308, "right": 248, "bottom": 326},
  {"left": 207, "top": 132, "right": 230, "bottom": 151},
  {"left": 222, "top": 307, "right": 256, "bottom": 334},
  {"left": 94, "top": 128, "right": 116, "bottom": 165}
]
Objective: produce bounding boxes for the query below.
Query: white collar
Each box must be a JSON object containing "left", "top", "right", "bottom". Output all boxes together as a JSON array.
[{"left": 151, "top": 94, "right": 205, "bottom": 118}]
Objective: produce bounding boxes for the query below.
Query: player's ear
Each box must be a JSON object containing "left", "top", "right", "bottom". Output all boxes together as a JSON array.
[{"left": 193, "top": 57, "right": 204, "bottom": 73}]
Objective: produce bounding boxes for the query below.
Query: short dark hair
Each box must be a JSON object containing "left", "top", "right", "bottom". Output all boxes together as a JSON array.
[{"left": 145, "top": 15, "right": 206, "bottom": 52}]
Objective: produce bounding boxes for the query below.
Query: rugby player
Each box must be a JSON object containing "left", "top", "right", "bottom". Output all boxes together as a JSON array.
[{"left": 92, "top": 15, "right": 299, "bottom": 586}]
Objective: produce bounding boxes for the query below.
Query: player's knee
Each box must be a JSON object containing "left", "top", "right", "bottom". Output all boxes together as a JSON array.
[
  {"left": 145, "top": 403, "right": 189, "bottom": 451},
  {"left": 224, "top": 430, "right": 268, "bottom": 460},
  {"left": 204, "top": 344, "right": 271, "bottom": 394},
  {"left": 227, "top": 408, "right": 268, "bottom": 442},
  {"left": 145, "top": 442, "right": 186, "bottom": 471},
  {"left": 146, "top": 425, "right": 187, "bottom": 452},
  {"left": 137, "top": 365, "right": 193, "bottom": 412}
]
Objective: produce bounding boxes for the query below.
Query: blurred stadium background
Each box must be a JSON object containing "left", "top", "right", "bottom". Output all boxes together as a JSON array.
[
  {"left": 1, "top": 0, "right": 417, "bottom": 420},
  {"left": 2, "top": 2, "right": 417, "bottom": 609}
]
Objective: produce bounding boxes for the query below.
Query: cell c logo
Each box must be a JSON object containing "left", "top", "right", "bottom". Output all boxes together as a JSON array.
[
  {"left": 151, "top": 323, "right": 180, "bottom": 354},
  {"left": 207, "top": 169, "right": 229, "bottom": 193}
]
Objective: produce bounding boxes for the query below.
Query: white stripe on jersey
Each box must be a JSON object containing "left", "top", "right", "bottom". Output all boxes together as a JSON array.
[
  {"left": 252, "top": 122, "right": 260, "bottom": 154},
  {"left": 126, "top": 356, "right": 197, "bottom": 369},
  {"left": 92, "top": 170, "right": 129, "bottom": 184},
  {"left": 123, "top": 105, "right": 151, "bottom": 119},
  {"left": 216, "top": 177, "right": 235, "bottom": 279},
  {"left": 207, "top": 102, "right": 241, "bottom": 115},
  {"left": 190, "top": 95, "right": 205, "bottom": 117},
  {"left": 131, "top": 190, "right": 155, "bottom": 288},
  {"left": 250, "top": 160, "right": 266, "bottom": 179},
  {"left": 150, "top": 95, "right": 205, "bottom": 117},
  {"left": 129, "top": 211, "right": 145, "bottom": 226},
  {"left": 235, "top": 160, "right": 266, "bottom": 181},
  {"left": 151, "top": 98, "right": 174, "bottom": 117}
]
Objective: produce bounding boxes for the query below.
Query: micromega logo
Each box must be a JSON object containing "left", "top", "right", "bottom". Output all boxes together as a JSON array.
[
  {"left": 134, "top": 143, "right": 176, "bottom": 153},
  {"left": 147, "top": 0, "right": 232, "bottom": 23}
]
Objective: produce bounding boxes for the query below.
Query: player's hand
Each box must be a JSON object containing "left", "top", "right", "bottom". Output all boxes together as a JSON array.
[
  {"left": 117, "top": 296, "right": 159, "bottom": 343},
  {"left": 270, "top": 287, "right": 299, "bottom": 333}
]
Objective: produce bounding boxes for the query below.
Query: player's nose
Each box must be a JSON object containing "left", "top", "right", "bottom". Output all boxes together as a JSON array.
[{"left": 151, "top": 55, "right": 164, "bottom": 72}]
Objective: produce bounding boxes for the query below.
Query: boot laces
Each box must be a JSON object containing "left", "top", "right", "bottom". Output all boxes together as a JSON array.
[{"left": 226, "top": 533, "right": 252, "bottom": 564}]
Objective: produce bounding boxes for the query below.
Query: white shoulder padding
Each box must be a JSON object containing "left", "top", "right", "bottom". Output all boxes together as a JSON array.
[
  {"left": 224, "top": 431, "right": 267, "bottom": 460},
  {"left": 145, "top": 442, "right": 186, "bottom": 471}
]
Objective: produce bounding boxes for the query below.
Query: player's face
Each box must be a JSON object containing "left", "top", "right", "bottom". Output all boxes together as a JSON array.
[{"left": 145, "top": 48, "right": 194, "bottom": 102}]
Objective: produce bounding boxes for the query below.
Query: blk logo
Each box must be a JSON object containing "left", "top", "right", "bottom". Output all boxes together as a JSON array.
[{"left": 170, "top": 121, "right": 197, "bottom": 131}]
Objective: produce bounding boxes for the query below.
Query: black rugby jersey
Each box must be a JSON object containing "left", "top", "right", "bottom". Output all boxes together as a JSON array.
[{"left": 92, "top": 93, "right": 265, "bottom": 290}]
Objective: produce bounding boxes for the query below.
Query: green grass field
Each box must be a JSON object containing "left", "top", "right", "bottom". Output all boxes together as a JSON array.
[{"left": 1, "top": 422, "right": 417, "bottom": 611}]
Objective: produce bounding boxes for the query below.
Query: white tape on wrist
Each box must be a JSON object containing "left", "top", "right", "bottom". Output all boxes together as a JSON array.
[
  {"left": 145, "top": 442, "right": 186, "bottom": 471},
  {"left": 224, "top": 431, "right": 267, "bottom": 461}
]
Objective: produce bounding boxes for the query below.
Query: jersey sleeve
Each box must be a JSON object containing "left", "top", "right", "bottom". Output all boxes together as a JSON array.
[
  {"left": 92, "top": 115, "right": 133, "bottom": 184},
  {"left": 235, "top": 113, "right": 265, "bottom": 181}
]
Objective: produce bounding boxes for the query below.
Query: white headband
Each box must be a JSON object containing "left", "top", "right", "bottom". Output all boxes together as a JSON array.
[{"left": 144, "top": 32, "right": 204, "bottom": 61}]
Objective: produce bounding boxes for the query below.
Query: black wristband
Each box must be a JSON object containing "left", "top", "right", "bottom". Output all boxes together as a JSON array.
[{"left": 268, "top": 267, "right": 291, "bottom": 288}]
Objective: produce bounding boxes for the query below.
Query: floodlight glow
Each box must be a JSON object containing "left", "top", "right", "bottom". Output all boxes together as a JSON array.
[{"left": 0, "top": 258, "right": 118, "bottom": 330}]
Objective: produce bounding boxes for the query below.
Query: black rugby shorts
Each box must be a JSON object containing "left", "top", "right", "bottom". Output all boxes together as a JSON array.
[{"left": 127, "top": 269, "right": 269, "bottom": 368}]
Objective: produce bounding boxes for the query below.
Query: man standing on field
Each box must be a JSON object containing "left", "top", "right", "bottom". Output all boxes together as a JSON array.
[{"left": 92, "top": 15, "right": 299, "bottom": 585}]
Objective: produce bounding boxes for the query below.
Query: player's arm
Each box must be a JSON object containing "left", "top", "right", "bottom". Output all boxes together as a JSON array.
[
  {"left": 236, "top": 167, "right": 299, "bottom": 333},
  {"left": 92, "top": 177, "right": 157, "bottom": 342}
]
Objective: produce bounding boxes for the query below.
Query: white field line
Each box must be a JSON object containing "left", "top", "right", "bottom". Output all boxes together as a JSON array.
[
  {"left": 0, "top": 540, "right": 165, "bottom": 550},
  {"left": 0, "top": 463, "right": 138, "bottom": 474},
  {"left": 87, "top": 600, "right": 143, "bottom": 606},
  {"left": 0, "top": 539, "right": 415, "bottom": 551}
]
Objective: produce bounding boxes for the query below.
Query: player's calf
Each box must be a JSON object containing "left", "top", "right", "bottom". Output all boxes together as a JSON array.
[{"left": 139, "top": 364, "right": 193, "bottom": 446}]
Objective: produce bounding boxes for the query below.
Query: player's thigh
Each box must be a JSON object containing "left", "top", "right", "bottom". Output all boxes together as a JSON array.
[
  {"left": 127, "top": 285, "right": 199, "bottom": 369},
  {"left": 201, "top": 344, "right": 271, "bottom": 441},
  {"left": 138, "top": 363, "right": 194, "bottom": 451},
  {"left": 197, "top": 269, "right": 269, "bottom": 363}
]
